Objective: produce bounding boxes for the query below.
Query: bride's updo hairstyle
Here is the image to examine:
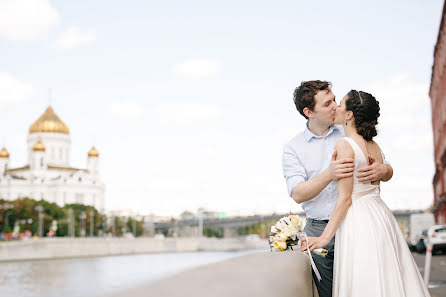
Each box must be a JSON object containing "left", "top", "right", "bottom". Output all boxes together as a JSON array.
[{"left": 346, "top": 90, "right": 380, "bottom": 141}]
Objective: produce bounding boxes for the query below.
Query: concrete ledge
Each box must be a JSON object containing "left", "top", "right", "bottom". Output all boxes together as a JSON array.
[
  {"left": 104, "top": 251, "right": 319, "bottom": 297},
  {"left": 0, "top": 238, "right": 269, "bottom": 261}
]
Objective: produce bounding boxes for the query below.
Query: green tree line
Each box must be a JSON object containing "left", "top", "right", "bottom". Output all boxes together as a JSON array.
[{"left": 0, "top": 198, "right": 143, "bottom": 237}]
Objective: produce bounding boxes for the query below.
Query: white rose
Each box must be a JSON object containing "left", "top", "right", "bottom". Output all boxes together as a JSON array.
[
  {"left": 270, "top": 226, "right": 278, "bottom": 233},
  {"left": 281, "top": 224, "right": 298, "bottom": 238},
  {"left": 275, "top": 233, "right": 287, "bottom": 241},
  {"left": 274, "top": 240, "right": 287, "bottom": 251},
  {"left": 289, "top": 215, "right": 300, "bottom": 227},
  {"left": 281, "top": 217, "right": 292, "bottom": 226},
  {"left": 275, "top": 222, "right": 285, "bottom": 232}
]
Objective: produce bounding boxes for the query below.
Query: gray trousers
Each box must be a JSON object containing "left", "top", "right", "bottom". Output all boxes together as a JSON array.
[{"left": 304, "top": 219, "right": 335, "bottom": 297}]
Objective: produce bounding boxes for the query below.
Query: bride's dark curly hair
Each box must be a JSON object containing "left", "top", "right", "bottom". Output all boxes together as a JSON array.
[{"left": 346, "top": 90, "right": 380, "bottom": 141}]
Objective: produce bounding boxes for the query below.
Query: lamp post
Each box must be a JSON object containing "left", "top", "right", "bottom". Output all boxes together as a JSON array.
[
  {"left": 101, "top": 215, "right": 107, "bottom": 237},
  {"left": 80, "top": 211, "right": 87, "bottom": 237},
  {"left": 35, "top": 205, "right": 44, "bottom": 238},
  {"left": 132, "top": 216, "right": 137, "bottom": 237},
  {"left": 67, "top": 208, "right": 74, "bottom": 237},
  {"left": 112, "top": 216, "right": 116, "bottom": 237},
  {"left": 89, "top": 210, "right": 94, "bottom": 237},
  {"left": 198, "top": 212, "right": 203, "bottom": 238}
]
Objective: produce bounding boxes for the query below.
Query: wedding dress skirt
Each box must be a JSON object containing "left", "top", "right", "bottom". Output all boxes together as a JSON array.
[{"left": 333, "top": 137, "right": 430, "bottom": 297}]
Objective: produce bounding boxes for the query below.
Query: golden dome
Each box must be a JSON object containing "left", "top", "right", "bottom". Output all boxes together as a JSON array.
[
  {"left": 0, "top": 147, "right": 9, "bottom": 158},
  {"left": 88, "top": 146, "right": 99, "bottom": 157},
  {"left": 32, "top": 140, "right": 46, "bottom": 152},
  {"left": 29, "top": 106, "right": 70, "bottom": 134}
]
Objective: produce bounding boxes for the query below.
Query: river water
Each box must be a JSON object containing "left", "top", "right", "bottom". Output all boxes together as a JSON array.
[{"left": 0, "top": 249, "right": 263, "bottom": 297}]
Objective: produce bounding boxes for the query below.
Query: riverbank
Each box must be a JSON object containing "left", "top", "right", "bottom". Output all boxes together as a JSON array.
[{"left": 0, "top": 237, "right": 269, "bottom": 262}]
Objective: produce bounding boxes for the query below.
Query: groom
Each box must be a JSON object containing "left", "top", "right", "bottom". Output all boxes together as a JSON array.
[{"left": 282, "top": 80, "right": 393, "bottom": 297}]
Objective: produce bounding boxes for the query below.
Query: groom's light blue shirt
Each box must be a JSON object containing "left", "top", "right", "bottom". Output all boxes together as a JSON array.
[{"left": 282, "top": 124, "right": 344, "bottom": 220}]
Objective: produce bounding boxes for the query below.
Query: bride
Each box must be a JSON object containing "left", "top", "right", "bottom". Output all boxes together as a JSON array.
[{"left": 301, "top": 90, "right": 431, "bottom": 296}]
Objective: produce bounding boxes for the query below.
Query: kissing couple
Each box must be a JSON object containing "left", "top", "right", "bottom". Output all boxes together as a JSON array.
[{"left": 282, "top": 80, "right": 430, "bottom": 297}]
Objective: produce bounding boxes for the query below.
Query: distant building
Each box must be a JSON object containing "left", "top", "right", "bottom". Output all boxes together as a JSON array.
[
  {"left": 430, "top": 2, "right": 446, "bottom": 224},
  {"left": 0, "top": 106, "right": 105, "bottom": 211},
  {"left": 105, "top": 209, "right": 138, "bottom": 218}
]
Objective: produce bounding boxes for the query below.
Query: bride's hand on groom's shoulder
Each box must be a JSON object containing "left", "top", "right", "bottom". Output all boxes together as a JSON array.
[
  {"left": 329, "top": 149, "right": 355, "bottom": 181},
  {"left": 300, "top": 236, "right": 329, "bottom": 252}
]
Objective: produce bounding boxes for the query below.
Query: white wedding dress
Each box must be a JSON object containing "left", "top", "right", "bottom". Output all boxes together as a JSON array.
[{"left": 333, "top": 137, "right": 430, "bottom": 297}]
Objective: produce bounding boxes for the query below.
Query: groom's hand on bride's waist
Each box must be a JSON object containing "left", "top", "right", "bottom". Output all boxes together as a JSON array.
[
  {"left": 329, "top": 149, "right": 355, "bottom": 181},
  {"left": 356, "top": 155, "right": 387, "bottom": 183}
]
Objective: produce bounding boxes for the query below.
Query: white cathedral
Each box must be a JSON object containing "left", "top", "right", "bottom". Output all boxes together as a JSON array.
[{"left": 0, "top": 106, "right": 105, "bottom": 211}]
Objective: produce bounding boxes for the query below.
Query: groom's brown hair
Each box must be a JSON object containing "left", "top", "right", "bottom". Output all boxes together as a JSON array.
[{"left": 293, "top": 80, "right": 331, "bottom": 119}]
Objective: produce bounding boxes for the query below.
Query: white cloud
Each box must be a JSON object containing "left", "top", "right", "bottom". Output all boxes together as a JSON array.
[
  {"left": 0, "top": 0, "right": 59, "bottom": 40},
  {"left": 154, "top": 103, "right": 219, "bottom": 123},
  {"left": 0, "top": 73, "right": 34, "bottom": 106},
  {"left": 110, "top": 101, "right": 144, "bottom": 119},
  {"left": 53, "top": 26, "right": 96, "bottom": 49},
  {"left": 173, "top": 59, "right": 221, "bottom": 79}
]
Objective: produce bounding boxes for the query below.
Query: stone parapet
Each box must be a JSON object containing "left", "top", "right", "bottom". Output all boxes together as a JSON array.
[
  {"left": 0, "top": 237, "right": 269, "bottom": 262},
  {"left": 104, "top": 251, "right": 319, "bottom": 297}
]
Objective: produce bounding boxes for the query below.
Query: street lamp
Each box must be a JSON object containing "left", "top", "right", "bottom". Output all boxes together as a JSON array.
[
  {"left": 132, "top": 216, "right": 137, "bottom": 237},
  {"left": 67, "top": 208, "right": 74, "bottom": 237},
  {"left": 198, "top": 212, "right": 204, "bottom": 238},
  {"left": 89, "top": 210, "right": 94, "bottom": 237},
  {"left": 34, "top": 205, "right": 44, "bottom": 238},
  {"left": 101, "top": 215, "right": 107, "bottom": 237},
  {"left": 80, "top": 211, "right": 87, "bottom": 237},
  {"left": 132, "top": 215, "right": 143, "bottom": 237},
  {"left": 112, "top": 215, "right": 116, "bottom": 237}
]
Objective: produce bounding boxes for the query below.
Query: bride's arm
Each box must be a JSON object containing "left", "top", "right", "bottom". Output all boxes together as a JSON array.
[{"left": 301, "top": 140, "right": 354, "bottom": 251}]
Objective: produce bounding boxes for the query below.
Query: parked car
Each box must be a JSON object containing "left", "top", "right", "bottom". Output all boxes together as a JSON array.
[
  {"left": 415, "top": 229, "right": 428, "bottom": 253},
  {"left": 407, "top": 213, "right": 435, "bottom": 252},
  {"left": 426, "top": 225, "right": 446, "bottom": 255}
]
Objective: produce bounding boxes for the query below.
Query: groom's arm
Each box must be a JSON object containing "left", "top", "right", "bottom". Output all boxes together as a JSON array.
[
  {"left": 290, "top": 170, "right": 332, "bottom": 204},
  {"left": 282, "top": 145, "right": 354, "bottom": 204}
]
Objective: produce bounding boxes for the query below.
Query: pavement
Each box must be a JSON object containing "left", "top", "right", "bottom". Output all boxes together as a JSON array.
[{"left": 412, "top": 251, "right": 446, "bottom": 297}]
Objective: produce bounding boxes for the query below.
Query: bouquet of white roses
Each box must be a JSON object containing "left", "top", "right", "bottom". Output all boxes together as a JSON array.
[
  {"left": 269, "top": 214, "right": 328, "bottom": 257},
  {"left": 268, "top": 214, "right": 328, "bottom": 281}
]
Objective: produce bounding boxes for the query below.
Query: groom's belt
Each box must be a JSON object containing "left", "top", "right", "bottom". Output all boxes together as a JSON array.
[{"left": 307, "top": 218, "right": 329, "bottom": 224}]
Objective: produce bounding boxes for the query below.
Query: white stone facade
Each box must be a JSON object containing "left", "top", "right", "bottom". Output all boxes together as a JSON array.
[{"left": 0, "top": 106, "right": 105, "bottom": 211}]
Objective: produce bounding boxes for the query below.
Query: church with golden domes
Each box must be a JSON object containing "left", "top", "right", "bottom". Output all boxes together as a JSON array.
[{"left": 0, "top": 106, "right": 104, "bottom": 211}]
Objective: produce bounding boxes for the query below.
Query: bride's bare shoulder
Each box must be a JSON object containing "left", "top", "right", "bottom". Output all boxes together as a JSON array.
[
  {"left": 335, "top": 139, "right": 354, "bottom": 157},
  {"left": 367, "top": 140, "right": 381, "bottom": 151},
  {"left": 367, "top": 140, "right": 384, "bottom": 162}
]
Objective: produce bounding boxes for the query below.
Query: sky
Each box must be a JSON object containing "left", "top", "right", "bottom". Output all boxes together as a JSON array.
[{"left": 0, "top": 0, "right": 443, "bottom": 216}]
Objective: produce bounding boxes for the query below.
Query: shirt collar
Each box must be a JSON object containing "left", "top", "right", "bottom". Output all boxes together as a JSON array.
[{"left": 304, "top": 122, "right": 339, "bottom": 142}]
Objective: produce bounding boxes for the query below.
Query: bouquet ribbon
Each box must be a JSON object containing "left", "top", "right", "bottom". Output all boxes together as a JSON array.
[{"left": 297, "top": 233, "right": 322, "bottom": 282}]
